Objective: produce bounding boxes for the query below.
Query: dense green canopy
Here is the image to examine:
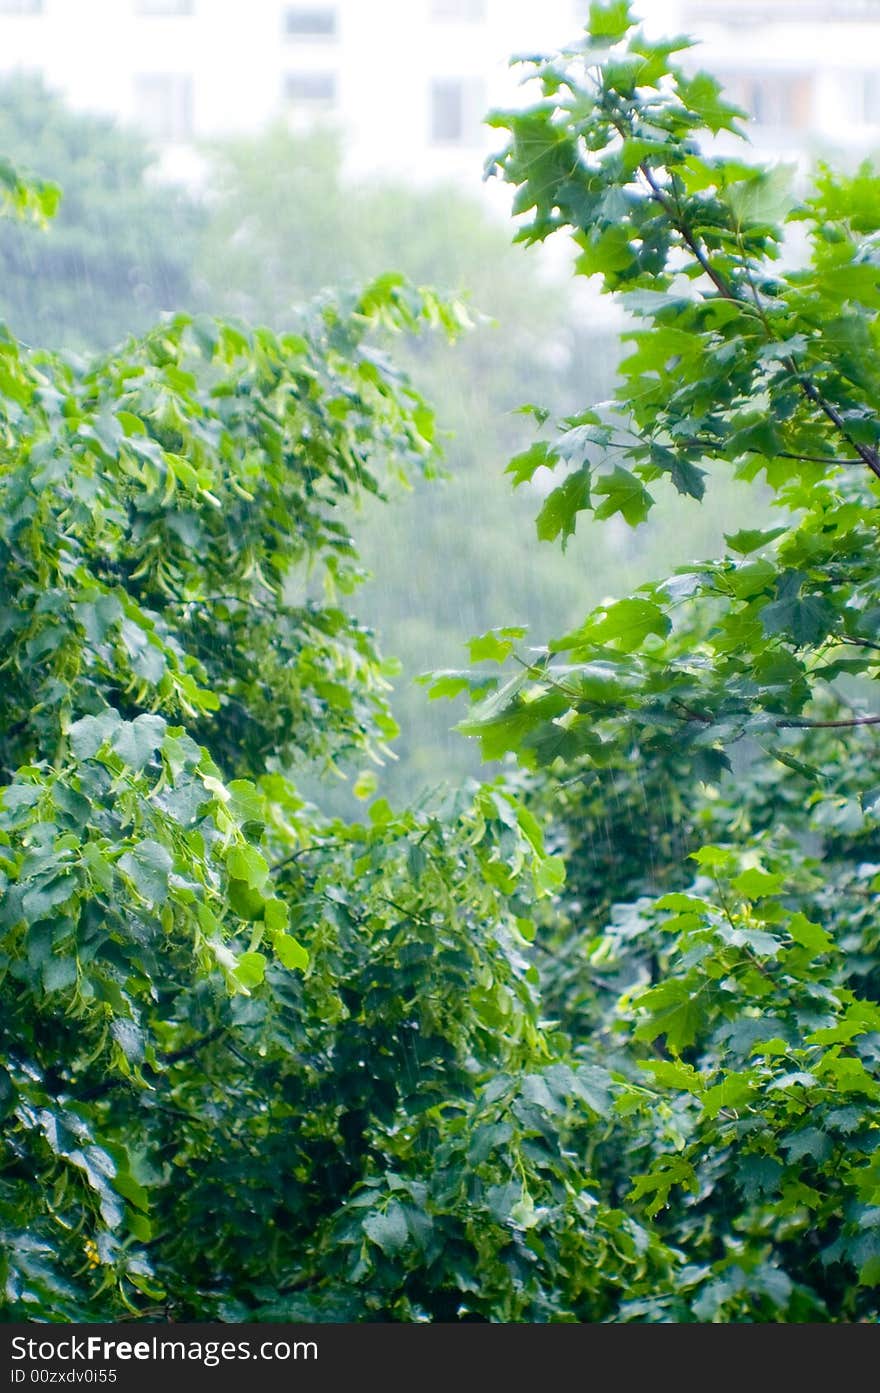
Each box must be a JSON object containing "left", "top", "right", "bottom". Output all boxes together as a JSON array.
[{"left": 3, "top": 0, "right": 880, "bottom": 1323}]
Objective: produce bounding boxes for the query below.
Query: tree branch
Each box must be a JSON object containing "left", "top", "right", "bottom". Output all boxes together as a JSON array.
[
  {"left": 777, "top": 713, "right": 880, "bottom": 730},
  {"left": 271, "top": 840, "right": 346, "bottom": 873},
  {"left": 685, "top": 438, "right": 863, "bottom": 467},
  {"left": 634, "top": 158, "right": 880, "bottom": 484},
  {"left": 71, "top": 1026, "right": 228, "bottom": 1102},
  {"left": 672, "top": 697, "right": 880, "bottom": 732},
  {"left": 838, "top": 634, "right": 880, "bottom": 653}
]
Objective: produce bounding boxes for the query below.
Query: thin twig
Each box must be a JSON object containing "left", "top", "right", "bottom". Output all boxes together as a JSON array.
[
  {"left": 271, "top": 840, "right": 347, "bottom": 873},
  {"left": 631, "top": 150, "right": 880, "bottom": 483},
  {"left": 777, "top": 713, "right": 880, "bottom": 730},
  {"left": 672, "top": 697, "right": 880, "bottom": 731}
]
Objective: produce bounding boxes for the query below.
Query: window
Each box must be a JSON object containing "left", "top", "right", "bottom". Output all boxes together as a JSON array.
[
  {"left": 135, "top": 0, "right": 194, "bottom": 13},
  {"left": 685, "top": 1, "right": 880, "bottom": 23},
  {"left": 283, "top": 6, "right": 337, "bottom": 37},
  {"left": 133, "top": 74, "right": 194, "bottom": 140},
  {"left": 0, "top": 0, "right": 44, "bottom": 13},
  {"left": 855, "top": 72, "right": 880, "bottom": 125},
  {"left": 430, "top": 0, "right": 487, "bottom": 19},
  {"left": 724, "top": 72, "right": 813, "bottom": 130},
  {"left": 430, "top": 78, "right": 485, "bottom": 145},
  {"left": 283, "top": 71, "right": 337, "bottom": 105}
]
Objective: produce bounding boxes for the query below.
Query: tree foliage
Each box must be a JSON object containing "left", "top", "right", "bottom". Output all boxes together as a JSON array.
[
  {"left": 197, "top": 124, "right": 626, "bottom": 797},
  {"left": 438, "top": 0, "right": 880, "bottom": 1319},
  {"left": 0, "top": 93, "right": 755, "bottom": 801},
  {"left": 5, "top": 0, "right": 880, "bottom": 1324},
  {"left": 0, "top": 158, "right": 667, "bottom": 1324}
]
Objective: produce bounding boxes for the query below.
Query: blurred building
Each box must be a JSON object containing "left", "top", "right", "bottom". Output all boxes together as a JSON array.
[
  {"left": 641, "top": 1, "right": 880, "bottom": 164},
  {"left": 2, "top": 0, "right": 879, "bottom": 173},
  {"left": 0, "top": 0, "right": 592, "bottom": 187},
  {"left": 2, "top": 2, "right": 878, "bottom": 184}
]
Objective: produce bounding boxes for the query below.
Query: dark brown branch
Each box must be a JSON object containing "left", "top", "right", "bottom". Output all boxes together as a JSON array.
[
  {"left": 839, "top": 634, "right": 880, "bottom": 653},
  {"left": 162, "top": 1025, "right": 227, "bottom": 1066},
  {"left": 685, "top": 438, "right": 863, "bottom": 467},
  {"left": 672, "top": 697, "right": 880, "bottom": 732},
  {"left": 377, "top": 894, "right": 433, "bottom": 927},
  {"left": 72, "top": 1026, "right": 228, "bottom": 1102},
  {"left": 640, "top": 163, "right": 739, "bottom": 303},
  {"left": 799, "top": 378, "right": 880, "bottom": 482},
  {"left": 777, "top": 714, "right": 880, "bottom": 730},
  {"left": 271, "top": 840, "right": 346, "bottom": 873}
]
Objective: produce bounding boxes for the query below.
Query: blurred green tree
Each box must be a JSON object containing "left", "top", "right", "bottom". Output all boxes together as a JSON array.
[
  {"left": 0, "top": 74, "right": 201, "bottom": 351},
  {"left": 199, "top": 125, "right": 755, "bottom": 798}
]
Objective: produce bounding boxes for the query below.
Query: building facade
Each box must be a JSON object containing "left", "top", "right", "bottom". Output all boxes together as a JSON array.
[
  {"left": 0, "top": 0, "right": 592, "bottom": 187},
  {"left": 643, "top": 1, "right": 880, "bottom": 163},
  {"left": 0, "top": 2, "right": 878, "bottom": 188}
]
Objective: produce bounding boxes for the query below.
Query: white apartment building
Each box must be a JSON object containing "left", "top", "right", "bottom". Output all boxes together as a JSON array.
[
  {"left": 0, "top": 0, "right": 594, "bottom": 189},
  {"left": 0, "top": 2, "right": 877, "bottom": 187},
  {"left": 641, "top": 1, "right": 880, "bottom": 163}
]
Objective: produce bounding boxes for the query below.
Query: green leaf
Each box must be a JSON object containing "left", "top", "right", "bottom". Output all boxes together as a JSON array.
[
  {"left": 353, "top": 770, "right": 378, "bottom": 801},
  {"left": 363, "top": 1203, "right": 409, "bottom": 1255},
  {"left": 592, "top": 467, "right": 653, "bottom": 526},
  {"left": 727, "top": 163, "right": 795, "bottom": 228},
  {"left": 225, "top": 844, "right": 269, "bottom": 891},
  {"left": 468, "top": 627, "right": 527, "bottom": 664},
  {"left": 669, "top": 456, "right": 707, "bottom": 501},
  {"left": 506, "top": 440, "right": 556, "bottom": 486},
  {"left": 761, "top": 574, "right": 836, "bottom": 647},
  {"left": 368, "top": 798, "right": 394, "bottom": 827},
  {"left": 629, "top": 1157, "right": 697, "bottom": 1217},
  {"left": 636, "top": 980, "right": 702, "bottom": 1054},
  {"left": 588, "top": 0, "right": 634, "bottom": 42},
  {"left": 115, "top": 410, "right": 146, "bottom": 437},
  {"left": 234, "top": 952, "right": 266, "bottom": 990},
  {"left": 725, "top": 527, "right": 787, "bottom": 556},
  {"left": 575, "top": 225, "right": 636, "bottom": 279},
  {"left": 113, "top": 1172, "right": 150, "bottom": 1213},
  {"left": 117, "top": 840, "right": 173, "bottom": 904},
  {"left": 43, "top": 956, "right": 77, "bottom": 994},
  {"left": 21, "top": 874, "right": 78, "bottom": 923},
  {"left": 536, "top": 468, "right": 592, "bottom": 545},
  {"left": 535, "top": 855, "right": 566, "bottom": 896},
  {"left": 113, "top": 715, "right": 167, "bottom": 771},
  {"left": 110, "top": 1019, "right": 145, "bottom": 1066},
  {"left": 68, "top": 710, "right": 121, "bottom": 761},
  {"left": 701, "top": 1074, "right": 754, "bottom": 1119},
  {"left": 227, "top": 780, "right": 265, "bottom": 832},
  {"left": 677, "top": 70, "right": 746, "bottom": 134},
  {"left": 227, "top": 879, "right": 266, "bottom": 922},
  {"left": 787, "top": 913, "right": 833, "bottom": 956},
  {"left": 264, "top": 898, "right": 289, "bottom": 933},
  {"left": 590, "top": 598, "right": 671, "bottom": 653},
  {"left": 120, "top": 618, "right": 166, "bottom": 683},
  {"left": 731, "top": 867, "right": 785, "bottom": 899},
  {"left": 272, "top": 933, "right": 309, "bottom": 972},
  {"left": 691, "top": 845, "right": 735, "bottom": 870},
  {"left": 858, "top": 1256, "right": 880, "bottom": 1288},
  {"left": 421, "top": 670, "right": 481, "bottom": 702},
  {"left": 641, "top": 1059, "right": 703, "bottom": 1093},
  {"left": 74, "top": 593, "right": 124, "bottom": 644}
]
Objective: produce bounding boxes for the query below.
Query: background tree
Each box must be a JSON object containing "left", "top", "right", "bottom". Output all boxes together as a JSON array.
[
  {"left": 0, "top": 74, "right": 201, "bottom": 351},
  {"left": 0, "top": 169, "right": 676, "bottom": 1323},
  {"left": 199, "top": 122, "right": 760, "bottom": 800},
  {"left": 0, "top": 85, "right": 759, "bottom": 803},
  {"left": 447, "top": 0, "right": 880, "bottom": 1319},
  {"left": 10, "top": 4, "right": 880, "bottom": 1317}
]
